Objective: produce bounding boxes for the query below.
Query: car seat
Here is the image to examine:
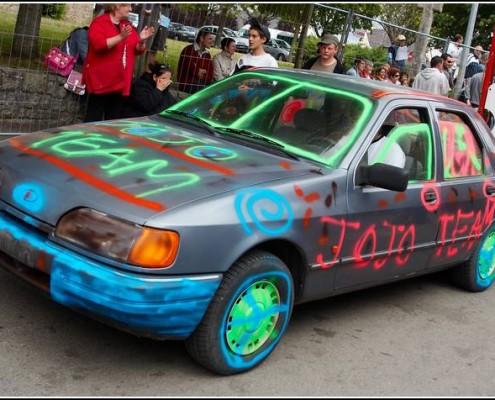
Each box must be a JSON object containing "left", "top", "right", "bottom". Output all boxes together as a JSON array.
[{"left": 396, "top": 134, "right": 424, "bottom": 180}]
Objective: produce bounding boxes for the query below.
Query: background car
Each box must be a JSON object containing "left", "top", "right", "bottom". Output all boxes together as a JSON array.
[
  {"left": 263, "top": 38, "right": 291, "bottom": 61},
  {"left": 0, "top": 70, "right": 494, "bottom": 377},
  {"left": 174, "top": 25, "right": 197, "bottom": 42},
  {"left": 199, "top": 25, "right": 249, "bottom": 53},
  {"left": 167, "top": 22, "right": 186, "bottom": 40}
]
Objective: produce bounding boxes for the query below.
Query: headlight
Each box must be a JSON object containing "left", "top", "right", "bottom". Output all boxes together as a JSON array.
[{"left": 54, "top": 208, "right": 179, "bottom": 268}]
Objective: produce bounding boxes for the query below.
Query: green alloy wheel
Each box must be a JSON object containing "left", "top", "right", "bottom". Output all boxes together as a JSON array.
[
  {"left": 453, "top": 225, "right": 495, "bottom": 292},
  {"left": 226, "top": 279, "right": 281, "bottom": 355},
  {"left": 186, "top": 250, "right": 294, "bottom": 375}
]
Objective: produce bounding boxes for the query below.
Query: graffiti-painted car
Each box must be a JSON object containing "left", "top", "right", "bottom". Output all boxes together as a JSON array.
[{"left": 1, "top": 69, "right": 495, "bottom": 375}]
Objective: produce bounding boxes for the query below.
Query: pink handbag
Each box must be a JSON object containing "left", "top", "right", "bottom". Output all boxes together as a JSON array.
[
  {"left": 63, "top": 70, "right": 86, "bottom": 95},
  {"left": 44, "top": 47, "right": 77, "bottom": 77}
]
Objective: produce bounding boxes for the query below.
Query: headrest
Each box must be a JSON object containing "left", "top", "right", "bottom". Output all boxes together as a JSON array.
[{"left": 293, "top": 109, "right": 326, "bottom": 132}]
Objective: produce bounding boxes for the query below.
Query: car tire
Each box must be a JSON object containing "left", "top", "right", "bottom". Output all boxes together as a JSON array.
[
  {"left": 452, "top": 224, "right": 495, "bottom": 292},
  {"left": 277, "top": 54, "right": 286, "bottom": 61},
  {"left": 185, "top": 250, "right": 294, "bottom": 375}
]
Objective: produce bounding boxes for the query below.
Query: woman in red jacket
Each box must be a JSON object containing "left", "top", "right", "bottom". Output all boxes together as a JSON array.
[{"left": 82, "top": 3, "right": 155, "bottom": 122}]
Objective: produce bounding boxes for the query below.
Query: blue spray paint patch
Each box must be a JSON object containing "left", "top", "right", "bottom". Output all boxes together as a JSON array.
[
  {"left": 0, "top": 212, "right": 221, "bottom": 338},
  {"left": 235, "top": 188, "right": 294, "bottom": 235},
  {"left": 186, "top": 146, "right": 236, "bottom": 161},
  {"left": 476, "top": 230, "right": 495, "bottom": 288},
  {"left": 122, "top": 127, "right": 169, "bottom": 136},
  {"left": 219, "top": 270, "right": 292, "bottom": 370},
  {"left": 12, "top": 183, "right": 45, "bottom": 213},
  {"left": 51, "top": 255, "right": 222, "bottom": 337}
]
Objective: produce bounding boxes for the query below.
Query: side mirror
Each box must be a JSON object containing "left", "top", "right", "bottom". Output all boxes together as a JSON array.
[{"left": 356, "top": 163, "right": 409, "bottom": 192}]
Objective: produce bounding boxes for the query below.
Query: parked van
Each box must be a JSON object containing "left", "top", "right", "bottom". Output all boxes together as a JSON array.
[
  {"left": 238, "top": 26, "right": 294, "bottom": 47},
  {"left": 199, "top": 25, "right": 249, "bottom": 53}
]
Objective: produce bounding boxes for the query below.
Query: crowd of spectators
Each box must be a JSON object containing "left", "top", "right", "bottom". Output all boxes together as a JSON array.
[{"left": 77, "top": 5, "right": 490, "bottom": 122}]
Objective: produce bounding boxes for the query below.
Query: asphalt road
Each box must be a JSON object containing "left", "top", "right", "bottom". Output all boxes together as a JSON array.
[{"left": 1, "top": 267, "right": 494, "bottom": 397}]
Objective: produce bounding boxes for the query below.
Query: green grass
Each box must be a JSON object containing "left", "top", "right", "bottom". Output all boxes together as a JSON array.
[{"left": 0, "top": 9, "right": 83, "bottom": 68}]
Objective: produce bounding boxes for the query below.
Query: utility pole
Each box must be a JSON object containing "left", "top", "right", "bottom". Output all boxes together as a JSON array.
[
  {"left": 413, "top": 3, "right": 442, "bottom": 78},
  {"left": 453, "top": 3, "right": 479, "bottom": 99}
]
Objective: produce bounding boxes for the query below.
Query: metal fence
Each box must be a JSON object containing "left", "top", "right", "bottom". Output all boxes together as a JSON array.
[{"left": 0, "top": 3, "right": 487, "bottom": 134}]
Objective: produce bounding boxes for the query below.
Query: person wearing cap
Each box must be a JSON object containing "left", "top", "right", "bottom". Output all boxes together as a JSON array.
[
  {"left": 232, "top": 19, "right": 278, "bottom": 74},
  {"left": 301, "top": 34, "right": 344, "bottom": 74},
  {"left": 387, "top": 34, "right": 408, "bottom": 72},
  {"left": 465, "top": 45, "right": 484, "bottom": 79}
]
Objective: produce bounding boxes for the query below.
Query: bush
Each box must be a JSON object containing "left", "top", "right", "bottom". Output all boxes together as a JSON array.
[
  {"left": 302, "top": 36, "right": 320, "bottom": 62},
  {"left": 42, "top": 4, "right": 66, "bottom": 20},
  {"left": 340, "top": 44, "right": 388, "bottom": 72}
]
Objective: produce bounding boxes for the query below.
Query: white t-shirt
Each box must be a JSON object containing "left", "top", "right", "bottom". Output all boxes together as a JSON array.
[
  {"left": 395, "top": 45, "right": 408, "bottom": 61},
  {"left": 234, "top": 52, "right": 278, "bottom": 72},
  {"left": 447, "top": 42, "right": 463, "bottom": 63},
  {"left": 368, "top": 136, "right": 406, "bottom": 169}
]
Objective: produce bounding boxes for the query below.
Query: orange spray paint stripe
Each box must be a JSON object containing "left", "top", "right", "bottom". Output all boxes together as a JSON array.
[{"left": 11, "top": 138, "right": 165, "bottom": 212}]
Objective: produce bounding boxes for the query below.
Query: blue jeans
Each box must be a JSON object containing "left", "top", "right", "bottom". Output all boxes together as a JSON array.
[{"left": 393, "top": 59, "right": 406, "bottom": 72}]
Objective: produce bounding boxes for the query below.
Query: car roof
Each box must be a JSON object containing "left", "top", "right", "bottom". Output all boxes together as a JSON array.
[{"left": 244, "top": 68, "right": 465, "bottom": 106}]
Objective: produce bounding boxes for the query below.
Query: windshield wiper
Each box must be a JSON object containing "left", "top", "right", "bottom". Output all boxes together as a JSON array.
[
  {"left": 164, "top": 110, "right": 217, "bottom": 135},
  {"left": 215, "top": 127, "right": 299, "bottom": 160}
]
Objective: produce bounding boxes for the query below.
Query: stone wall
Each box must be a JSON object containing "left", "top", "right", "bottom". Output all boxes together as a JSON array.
[
  {"left": 0, "top": 68, "right": 86, "bottom": 133},
  {"left": 0, "top": 67, "right": 189, "bottom": 134}
]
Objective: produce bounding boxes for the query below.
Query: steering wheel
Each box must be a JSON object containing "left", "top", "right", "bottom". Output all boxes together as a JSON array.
[{"left": 305, "top": 133, "right": 337, "bottom": 150}]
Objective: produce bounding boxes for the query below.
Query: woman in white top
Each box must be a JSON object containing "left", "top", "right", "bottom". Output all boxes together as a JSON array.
[{"left": 232, "top": 19, "right": 278, "bottom": 74}]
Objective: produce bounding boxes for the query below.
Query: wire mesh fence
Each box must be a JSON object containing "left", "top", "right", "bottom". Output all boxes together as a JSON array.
[{"left": 0, "top": 3, "right": 488, "bottom": 134}]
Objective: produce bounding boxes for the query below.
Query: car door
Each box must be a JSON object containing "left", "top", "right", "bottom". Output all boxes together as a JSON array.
[
  {"left": 335, "top": 101, "right": 441, "bottom": 290},
  {"left": 430, "top": 105, "right": 495, "bottom": 268},
  {"left": 263, "top": 39, "right": 276, "bottom": 58}
]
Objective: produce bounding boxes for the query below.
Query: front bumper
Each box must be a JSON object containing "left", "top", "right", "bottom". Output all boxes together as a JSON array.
[{"left": 0, "top": 211, "right": 222, "bottom": 339}]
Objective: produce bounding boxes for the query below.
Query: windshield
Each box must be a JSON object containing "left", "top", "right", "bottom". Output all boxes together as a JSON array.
[
  {"left": 164, "top": 71, "right": 373, "bottom": 167},
  {"left": 277, "top": 40, "right": 290, "bottom": 49},
  {"left": 224, "top": 28, "right": 237, "bottom": 37}
]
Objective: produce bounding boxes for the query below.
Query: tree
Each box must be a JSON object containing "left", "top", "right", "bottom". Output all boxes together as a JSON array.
[
  {"left": 431, "top": 3, "right": 495, "bottom": 50},
  {"left": 376, "top": 4, "right": 422, "bottom": 45},
  {"left": 12, "top": 4, "right": 43, "bottom": 58},
  {"left": 238, "top": 3, "right": 279, "bottom": 26},
  {"left": 311, "top": 3, "right": 382, "bottom": 37}
]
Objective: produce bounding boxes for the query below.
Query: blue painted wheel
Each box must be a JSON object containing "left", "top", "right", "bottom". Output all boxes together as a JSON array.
[
  {"left": 185, "top": 250, "right": 294, "bottom": 375},
  {"left": 453, "top": 226, "right": 495, "bottom": 292}
]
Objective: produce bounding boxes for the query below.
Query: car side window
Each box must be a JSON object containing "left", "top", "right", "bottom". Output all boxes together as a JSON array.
[
  {"left": 364, "top": 108, "right": 433, "bottom": 181},
  {"left": 436, "top": 111, "right": 483, "bottom": 178}
]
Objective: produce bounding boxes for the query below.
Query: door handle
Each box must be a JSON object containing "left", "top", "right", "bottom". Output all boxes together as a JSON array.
[
  {"left": 423, "top": 190, "right": 437, "bottom": 203},
  {"left": 486, "top": 185, "right": 495, "bottom": 196}
]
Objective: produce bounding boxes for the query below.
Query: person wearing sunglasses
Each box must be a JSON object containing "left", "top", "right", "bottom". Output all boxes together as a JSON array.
[
  {"left": 120, "top": 61, "right": 177, "bottom": 118},
  {"left": 412, "top": 56, "right": 449, "bottom": 96},
  {"left": 386, "top": 67, "right": 401, "bottom": 85}
]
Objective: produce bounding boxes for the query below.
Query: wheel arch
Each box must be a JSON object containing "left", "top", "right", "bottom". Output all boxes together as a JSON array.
[{"left": 232, "top": 239, "right": 307, "bottom": 302}]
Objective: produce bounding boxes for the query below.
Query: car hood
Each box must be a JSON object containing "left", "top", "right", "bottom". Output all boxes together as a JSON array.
[{"left": 0, "top": 117, "right": 316, "bottom": 226}]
